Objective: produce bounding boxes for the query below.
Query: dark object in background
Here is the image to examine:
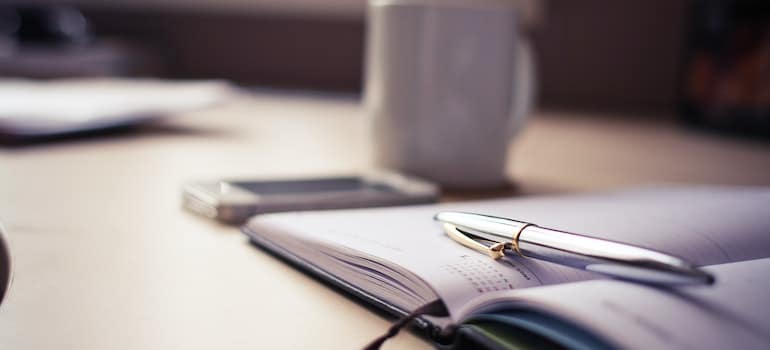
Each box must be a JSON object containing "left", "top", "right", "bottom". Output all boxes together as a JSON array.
[
  {"left": 8, "top": 5, "right": 91, "bottom": 46},
  {"left": 0, "top": 224, "right": 10, "bottom": 308},
  {"left": 681, "top": 0, "right": 770, "bottom": 138},
  {"left": 0, "top": 5, "right": 161, "bottom": 78}
]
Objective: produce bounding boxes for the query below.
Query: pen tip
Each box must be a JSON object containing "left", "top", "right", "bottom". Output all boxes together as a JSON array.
[{"left": 433, "top": 211, "right": 449, "bottom": 222}]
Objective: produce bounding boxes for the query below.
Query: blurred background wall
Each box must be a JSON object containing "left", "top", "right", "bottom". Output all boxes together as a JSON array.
[{"left": 5, "top": 0, "right": 691, "bottom": 113}]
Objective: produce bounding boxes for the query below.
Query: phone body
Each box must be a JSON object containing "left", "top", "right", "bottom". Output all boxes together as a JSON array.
[{"left": 183, "top": 172, "right": 439, "bottom": 224}]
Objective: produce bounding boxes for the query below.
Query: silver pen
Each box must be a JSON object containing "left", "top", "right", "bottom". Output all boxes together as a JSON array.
[{"left": 434, "top": 211, "right": 714, "bottom": 286}]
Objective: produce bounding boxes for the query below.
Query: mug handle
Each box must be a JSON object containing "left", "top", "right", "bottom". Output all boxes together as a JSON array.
[{"left": 510, "top": 37, "right": 536, "bottom": 136}]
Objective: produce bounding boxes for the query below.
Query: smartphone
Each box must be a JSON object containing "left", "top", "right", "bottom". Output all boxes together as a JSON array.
[{"left": 183, "top": 172, "right": 439, "bottom": 224}]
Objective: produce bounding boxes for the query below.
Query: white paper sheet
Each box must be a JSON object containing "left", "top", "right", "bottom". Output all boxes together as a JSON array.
[{"left": 0, "top": 78, "right": 232, "bottom": 137}]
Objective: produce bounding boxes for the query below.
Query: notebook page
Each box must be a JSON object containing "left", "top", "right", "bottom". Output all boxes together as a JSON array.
[
  {"left": 245, "top": 186, "right": 770, "bottom": 318},
  {"left": 250, "top": 206, "right": 559, "bottom": 317},
  {"left": 458, "top": 258, "right": 770, "bottom": 350}
]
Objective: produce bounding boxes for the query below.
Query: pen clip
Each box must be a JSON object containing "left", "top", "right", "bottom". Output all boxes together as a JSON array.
[{"left": 442, "top": 223, "right": 509, "bottom": 260}]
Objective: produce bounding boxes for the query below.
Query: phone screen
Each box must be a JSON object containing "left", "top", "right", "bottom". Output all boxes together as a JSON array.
[{"left": 231, "top": 177, "right": 396, "bottom": 196}]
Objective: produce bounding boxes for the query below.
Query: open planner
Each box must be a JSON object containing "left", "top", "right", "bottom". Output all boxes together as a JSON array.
[{"left": 241, "top": 186, "right": 770, "bottom": 349}]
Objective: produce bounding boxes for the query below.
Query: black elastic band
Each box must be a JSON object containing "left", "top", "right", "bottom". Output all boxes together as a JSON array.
[{"left": 363, "top": 300, "right": 448, "bottom": 350}]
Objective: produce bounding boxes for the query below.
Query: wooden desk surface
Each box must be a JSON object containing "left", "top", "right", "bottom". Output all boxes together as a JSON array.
[{"left": 1, "top": 91, "right": 769, "bottom": 349}]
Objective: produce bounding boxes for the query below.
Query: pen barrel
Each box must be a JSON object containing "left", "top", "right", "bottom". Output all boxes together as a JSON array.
[
  {"left": 517, "top": 226, "right": 714, "bottom": 285},
  {"left": 434, "top": 212, "right": 530, "bottom": 244},
  {"left": 433, "top": 211, "right": 713, "bottom": 285}
]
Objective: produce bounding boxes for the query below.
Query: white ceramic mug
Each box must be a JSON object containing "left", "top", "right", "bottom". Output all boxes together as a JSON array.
[{"left": 365, "top": 0, "right": 534, "bottom": 189}]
